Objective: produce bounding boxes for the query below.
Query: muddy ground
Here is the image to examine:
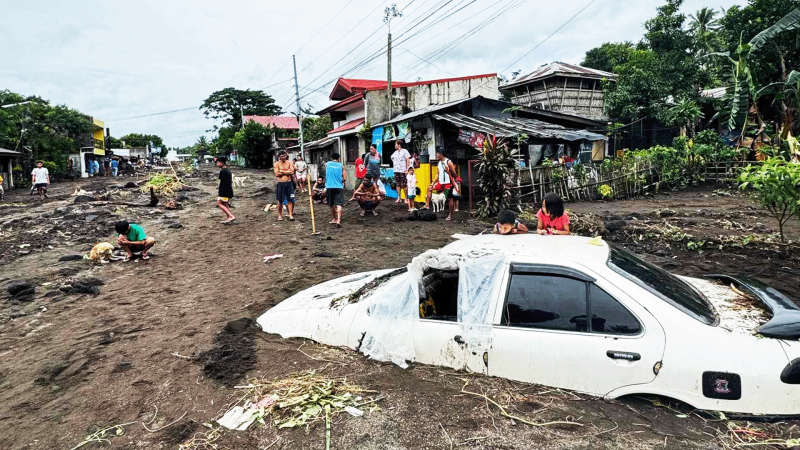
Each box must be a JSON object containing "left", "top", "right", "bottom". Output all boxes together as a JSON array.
[{"left": 0, "top": 169, "right": 798, "bottom": 450}]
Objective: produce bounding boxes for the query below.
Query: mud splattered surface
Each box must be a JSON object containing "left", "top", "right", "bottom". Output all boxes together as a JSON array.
[{"left": 0, "top": 171, "right": 797, "bottom": 449}]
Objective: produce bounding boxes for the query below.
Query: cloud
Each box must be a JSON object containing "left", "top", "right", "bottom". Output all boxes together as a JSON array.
[{"left": 1, "top": 0, "right": 742, "bottom": 147}]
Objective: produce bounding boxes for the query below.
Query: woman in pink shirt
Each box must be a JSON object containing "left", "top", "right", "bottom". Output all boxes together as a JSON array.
[{"left": 536, "top": 193, "right": 570, "bottom": 235}]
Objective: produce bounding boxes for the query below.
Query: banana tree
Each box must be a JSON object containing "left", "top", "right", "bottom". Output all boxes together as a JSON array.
[
  {"left": 666, "top": 100, "right": 705, "bottom": 137},
  {"left": 712, "top": 7, "right": 800, "bottom": 135},
  {"left": 758, "top": 70, "right": 799, "bottom": 140}
]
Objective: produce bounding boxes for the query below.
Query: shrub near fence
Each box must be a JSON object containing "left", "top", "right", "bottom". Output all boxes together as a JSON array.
[{"left": 467, "top": 132, "right": 761, "bottom": 211}]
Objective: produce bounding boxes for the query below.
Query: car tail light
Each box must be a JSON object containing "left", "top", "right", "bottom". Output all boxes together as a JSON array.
[{"left": 781, "top": 359, "right": 800, "bottom": 385}]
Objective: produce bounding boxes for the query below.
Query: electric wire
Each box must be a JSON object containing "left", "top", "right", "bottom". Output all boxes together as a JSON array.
[{"left": 500, "top": 0, "right": 598, "bottom": 74}]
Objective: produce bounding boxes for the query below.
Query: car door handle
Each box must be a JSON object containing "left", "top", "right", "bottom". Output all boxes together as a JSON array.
[
  {"left": 606, "top": 351, "right": 641, "bottom": 361},
  {"left": 454, "top": 335, "right": 465, "bottom": 344}
]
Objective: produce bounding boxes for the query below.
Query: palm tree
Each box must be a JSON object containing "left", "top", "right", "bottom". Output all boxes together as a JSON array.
[
  {"left": 689, "top": 7, "right": 721, "bottom": 56},
  {"left": 667, "top": 100, "right": 704, "bottom": 137}
]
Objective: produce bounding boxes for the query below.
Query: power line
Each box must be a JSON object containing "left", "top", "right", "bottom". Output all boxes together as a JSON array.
[
  {"left": 106, "top": 107, "right": 198, "bottom": 122},
  {"left": 296, "top": 0, "right": 356, "bottom": 55},
  {"left": 501, "top": 0, "right": 598, "bottom": 74}
]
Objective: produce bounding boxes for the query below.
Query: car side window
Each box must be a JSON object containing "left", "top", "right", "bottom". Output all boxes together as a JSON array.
[
  {"left": 589, "top": 285, "right": 641, "bottom": 335},
  {"left": 502, "top": 274, "right": 588, "bottom": 332}
]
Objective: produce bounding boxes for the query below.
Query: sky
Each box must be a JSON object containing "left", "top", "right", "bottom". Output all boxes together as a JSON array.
[{"left": 0, "top": 0, "right": 744, "bottom": 148}]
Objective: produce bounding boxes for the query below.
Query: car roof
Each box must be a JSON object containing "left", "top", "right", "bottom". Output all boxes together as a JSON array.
[{"left": 441, "top": 234, "right": 610, "bottom": 266}]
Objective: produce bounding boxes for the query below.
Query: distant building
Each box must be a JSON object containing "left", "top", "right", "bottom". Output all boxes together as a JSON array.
[
  {"left": 500, "top": 62, "right": 617, "bottom": 121},
  {"left": 71, "top": 116, "right": 107, "bottom": 178},
  {"left": 243, "top": 115, "right": 300, "bottom": 159}
]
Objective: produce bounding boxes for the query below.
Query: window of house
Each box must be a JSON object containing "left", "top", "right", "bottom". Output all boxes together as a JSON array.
[
  {"left": 419, "top": 268, "right": 458, "bottom": 322},
  {"left": 589, "top": 285, "right": 641, "bottom": 335},
  {"left": 501, "top": 271, "right": 641, "bottom": 335},
  {"left": 503, "top": 274, "right": 587, "bottom": 331}
]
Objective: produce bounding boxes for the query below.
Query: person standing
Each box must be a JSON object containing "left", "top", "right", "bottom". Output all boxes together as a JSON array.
[
  {"left": 92, "top": 158, "right": 100, "bottom": 177},
  {"left": 406, "top": 167, "right": 417, "bottom": 212},
  {"left": 364, "top": 144, "right": 381, "bottom": 181},
  {"left": 390, "top": 140, "right": 411, "bottom": 204},
  {"left": 31, "top": 161, "right": 50, "bottom": 201},
  {"left": 103, "top": 158, "right": 111, "bottom": 177},
  {"left": 273, "top": 151, "right": 296, "bottom": 221},
  {"left": 424, "top": 148, "right": 459, "bottom": 221},
  {"left": 216, "top": 157, "right": 236, "bottom": 224},
  {"left": 294, "top": 155, "right": 308, "bottom": 193},
  {"left": 350, "top": 153, "right": 368, "bottom": 201},
  {"left": 111, "top": 158, "right": 119, "bottom": 177},
  {"left": 325, "top": 153, "right": 346, "bottom": 227}
]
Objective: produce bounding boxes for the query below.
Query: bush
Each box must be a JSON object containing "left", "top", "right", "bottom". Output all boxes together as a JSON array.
[
  {"left": 597, "top": 184, "right": 614, "bottom": 200},
  {"left": 739, "top": 158, "right": 800, "bottom": 242}
]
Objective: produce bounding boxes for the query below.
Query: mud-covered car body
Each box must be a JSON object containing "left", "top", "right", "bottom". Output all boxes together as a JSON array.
[{"left": 258, "top": 234, "right": 800, "bottom": 415}]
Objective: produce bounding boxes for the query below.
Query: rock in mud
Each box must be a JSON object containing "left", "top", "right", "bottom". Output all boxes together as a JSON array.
[
  {"left": 70, "top": 284, "right": 100, "bottom": 295},
  {"left": 85, "top": 214, "right": 97, "bottom": 222},
  {"left": 74, "top": 195, "right": 96, "bottom": 203},
  {"left": 58, "top": 254, "right": 84, "bottom": 262},
  {"left": 167, "top": 223, "right": 183, "bottom": 229},
  {"left": 313, "top": 252, "right": 336, "bottom": 258},
  {"left": 605, "top": 220, "right": 628, "bottom": 232},
  {"left": 7, "top": 282, "right": 34, "bottom": 297},
  {"left": 124, "top": 182, "right": 138, "bottom": 189},
  {"left": 112, "top": 361, "right": 134, "bottom": 373},
  {"left": 76, "top": 276, "right": 104, "bottom": 286}
]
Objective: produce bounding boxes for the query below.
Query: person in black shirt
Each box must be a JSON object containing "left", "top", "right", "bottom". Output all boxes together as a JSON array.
[{"left": 216, "top": 157, "right": 236, "bottom": 224}]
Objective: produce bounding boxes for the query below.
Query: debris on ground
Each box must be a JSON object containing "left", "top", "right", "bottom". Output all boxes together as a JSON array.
[
  {"left": 264, "top": 254, "right": 283, "bottom": 262},
  {"left": 228, "top": 368, "right": 381, "bottom": 438},
  {"left": 69, "top": 421, "right": 136, "bottom": 450},
  {"left": 143, "top": 173, "right": 184, "bottom": 197}
]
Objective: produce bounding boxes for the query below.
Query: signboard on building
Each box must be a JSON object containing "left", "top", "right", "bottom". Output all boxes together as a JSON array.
[{"left": 457, "top": 129, "right": 487, "bottom": 149}]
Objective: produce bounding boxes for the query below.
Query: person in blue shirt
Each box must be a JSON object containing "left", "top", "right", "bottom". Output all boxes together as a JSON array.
[
  {"left": 111, "top": 158, "right": 119, "bottom": 176},
  {"left": 325, "top": 153, "right": 347, "bottom": 227}
]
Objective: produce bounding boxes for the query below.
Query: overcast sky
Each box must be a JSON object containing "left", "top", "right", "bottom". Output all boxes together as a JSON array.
[{"left": 1, "top": 0, "right": 743, "bottom": 148}]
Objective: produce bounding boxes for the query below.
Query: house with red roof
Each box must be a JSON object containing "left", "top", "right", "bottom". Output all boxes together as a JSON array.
[
  {"left": 308, "top": 73, "right": 499, "bottom": 167},
  {"left": 242, "top": 115, "right": 301, "bottom": 160}
]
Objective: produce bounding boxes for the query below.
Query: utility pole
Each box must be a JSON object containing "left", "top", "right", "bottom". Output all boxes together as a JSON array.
[
  {"left": 293, "top": 54, "right": 305, "bottom": 161},
  {"left": 384, "top": 4, "right": 402, "bottom": 120}
]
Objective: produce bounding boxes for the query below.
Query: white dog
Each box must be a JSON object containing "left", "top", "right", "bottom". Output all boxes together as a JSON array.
[
  {"left": 233, "top": 176, "right": 248, "bottom": 187},
  {"left": 431, "top": 192, "right": 446, "bottom": 212}
]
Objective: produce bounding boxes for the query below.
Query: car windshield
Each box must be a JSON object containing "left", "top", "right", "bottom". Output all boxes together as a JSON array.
[{"left": 607, "top": 247, "right": 717, "bottom": 325}]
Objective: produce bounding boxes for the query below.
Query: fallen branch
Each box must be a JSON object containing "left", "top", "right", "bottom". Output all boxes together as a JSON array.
[
  {"left": 70, "top": 421, "right": 136, "bottom": 450},
  {"left": 171, "top": 352, "right": 193, "bottom": 360},
  {"left": 461, "top": 382, "right": 583, "bottom": 428}
]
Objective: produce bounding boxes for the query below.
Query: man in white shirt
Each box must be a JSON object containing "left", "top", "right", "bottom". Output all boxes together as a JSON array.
[
  {"left": 31, "top": 161, "right": 50, "bottom": 201},
  {"left": 390, "top": 140, "right": 411, "bottom": 203}
]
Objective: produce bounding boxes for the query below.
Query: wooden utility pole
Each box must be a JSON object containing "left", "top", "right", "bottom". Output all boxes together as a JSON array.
[
  {"left": 293, "top": 55, "right": 318, "bottom": 235},
  {"left": 384, "top": 4, "right": 402, "bottom": 120}
]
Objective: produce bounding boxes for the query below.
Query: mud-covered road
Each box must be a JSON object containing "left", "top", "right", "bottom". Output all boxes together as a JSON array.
[{"left": 0, "top": 169, "right": 797, "bottom": 449}]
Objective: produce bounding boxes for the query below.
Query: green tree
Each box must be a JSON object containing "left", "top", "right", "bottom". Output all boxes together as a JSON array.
[
  {"left": 581, "top": 42, "right": 636, "bottom": 73},
  {"left": 108, "top": 136, "right": 126, "bottom": 148},
  {"left": 689, "top": 7, "right": 722, "bottom": 56},
  {"left": 119, "top": 133, "right": 164, "bottom": 148},
  {"left": 665, "top": 100, "right": 704, "bottom": 137},
  {"left": 301, "top": 115, "right": 333, "bottom": 142},
  {"left": 603, "top": 0, "right": 706, "bottom": 122},
  {"left": 739, "top": 157, "right": 800, "bottom": 241},
  {"left": 200, "top": 88, "right": 282, "bottom": 129},
  {"left": 232, "top": 121, "right": 277, "bottom": 169}
]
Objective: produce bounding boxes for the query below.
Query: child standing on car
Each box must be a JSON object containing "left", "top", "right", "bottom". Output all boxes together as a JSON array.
[
  {"left": 536, "top": 193, "right": 570, "bottom": 235},
  {"left": 406, "top": 166, "right": 417, "bottom": 212}
]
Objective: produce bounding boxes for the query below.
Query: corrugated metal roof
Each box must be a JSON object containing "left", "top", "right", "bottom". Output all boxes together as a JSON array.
[
  {"left": 702, "top": 87, "right": 727, "bottom": 99},
  {"left": 372, "top": 97, "right": 473, "bottom": 127},
  {"left": 0, "top": 148, "right": 22, "bottom": 156},
  {"left": 432, "top": 113, "right": 606, "bottom": 141},
  {"left": 286, "top": 136, "right": 335, "bottom": 151},
  {"left": 243, "top": 115, "right": 300, "bottom": 130},
  {"left": 330, "top": 74, "right": 498, "bottom": 100},
  {"left": 502, "top": 62, "right": 617, "bottom": 89}
]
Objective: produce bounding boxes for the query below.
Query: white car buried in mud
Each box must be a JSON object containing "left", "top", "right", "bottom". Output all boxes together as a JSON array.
[{"left": 258, "top": 234, "right": 800, "bottom": 416}]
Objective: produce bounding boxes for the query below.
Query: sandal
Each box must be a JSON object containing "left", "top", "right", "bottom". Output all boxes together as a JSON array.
[
  {"left": 123, "top": 256, "right": 131, "bottom": 262},
  {"left": 446, "top": 217, "right": 452, "bottom": 221},
  {"left": 289, "top": 216, "right": 295, "bottom": 221},
  {"left": 359, "top": 211, "right": 365, "bottom": 217},
  {"left": 277, "top": 217, "right": 283, "bottom": 221},
  {"left": 141, "top": 254, "right": 150, "bottom": 260},
  {"left": 372, "top": 211, "right": 378, "bottom": 216}
]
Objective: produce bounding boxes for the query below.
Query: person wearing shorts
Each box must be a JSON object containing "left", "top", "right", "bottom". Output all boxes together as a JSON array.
[
  {"left": 406, "top": 166, "right": 417, "bottom": 212},
  {"left": 325, "top": 153, "right": 346, "bottom": 227},
  {"left": 216, "top": 156, "right": 236, "bottom": 224},
  {"left": 390, "top": 140, "right": 411, "bottom": 203},
  {"left": 273, "top": 151, "right": 296, "bottom": 221},
  {"left": 115, "top": 220, "right": 156, "bottom": 261},
  {"left": 294, "top": 156, "right": 308, "bottom": 193},
  {"left": 31, "top": 161, "right": 50, "bottom": 201},
  {"left": 350, "top": 153, "right": 368, "bottom": 201}
]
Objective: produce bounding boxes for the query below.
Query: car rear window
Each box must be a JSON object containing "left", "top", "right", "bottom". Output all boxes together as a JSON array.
[{"left": 607, "top": 248, "right": 717, "bottom": 325}]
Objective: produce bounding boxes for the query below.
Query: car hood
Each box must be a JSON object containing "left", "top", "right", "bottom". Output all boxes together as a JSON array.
[{"left": 256, "top": 269, "right": 400, "bottom": 347}]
